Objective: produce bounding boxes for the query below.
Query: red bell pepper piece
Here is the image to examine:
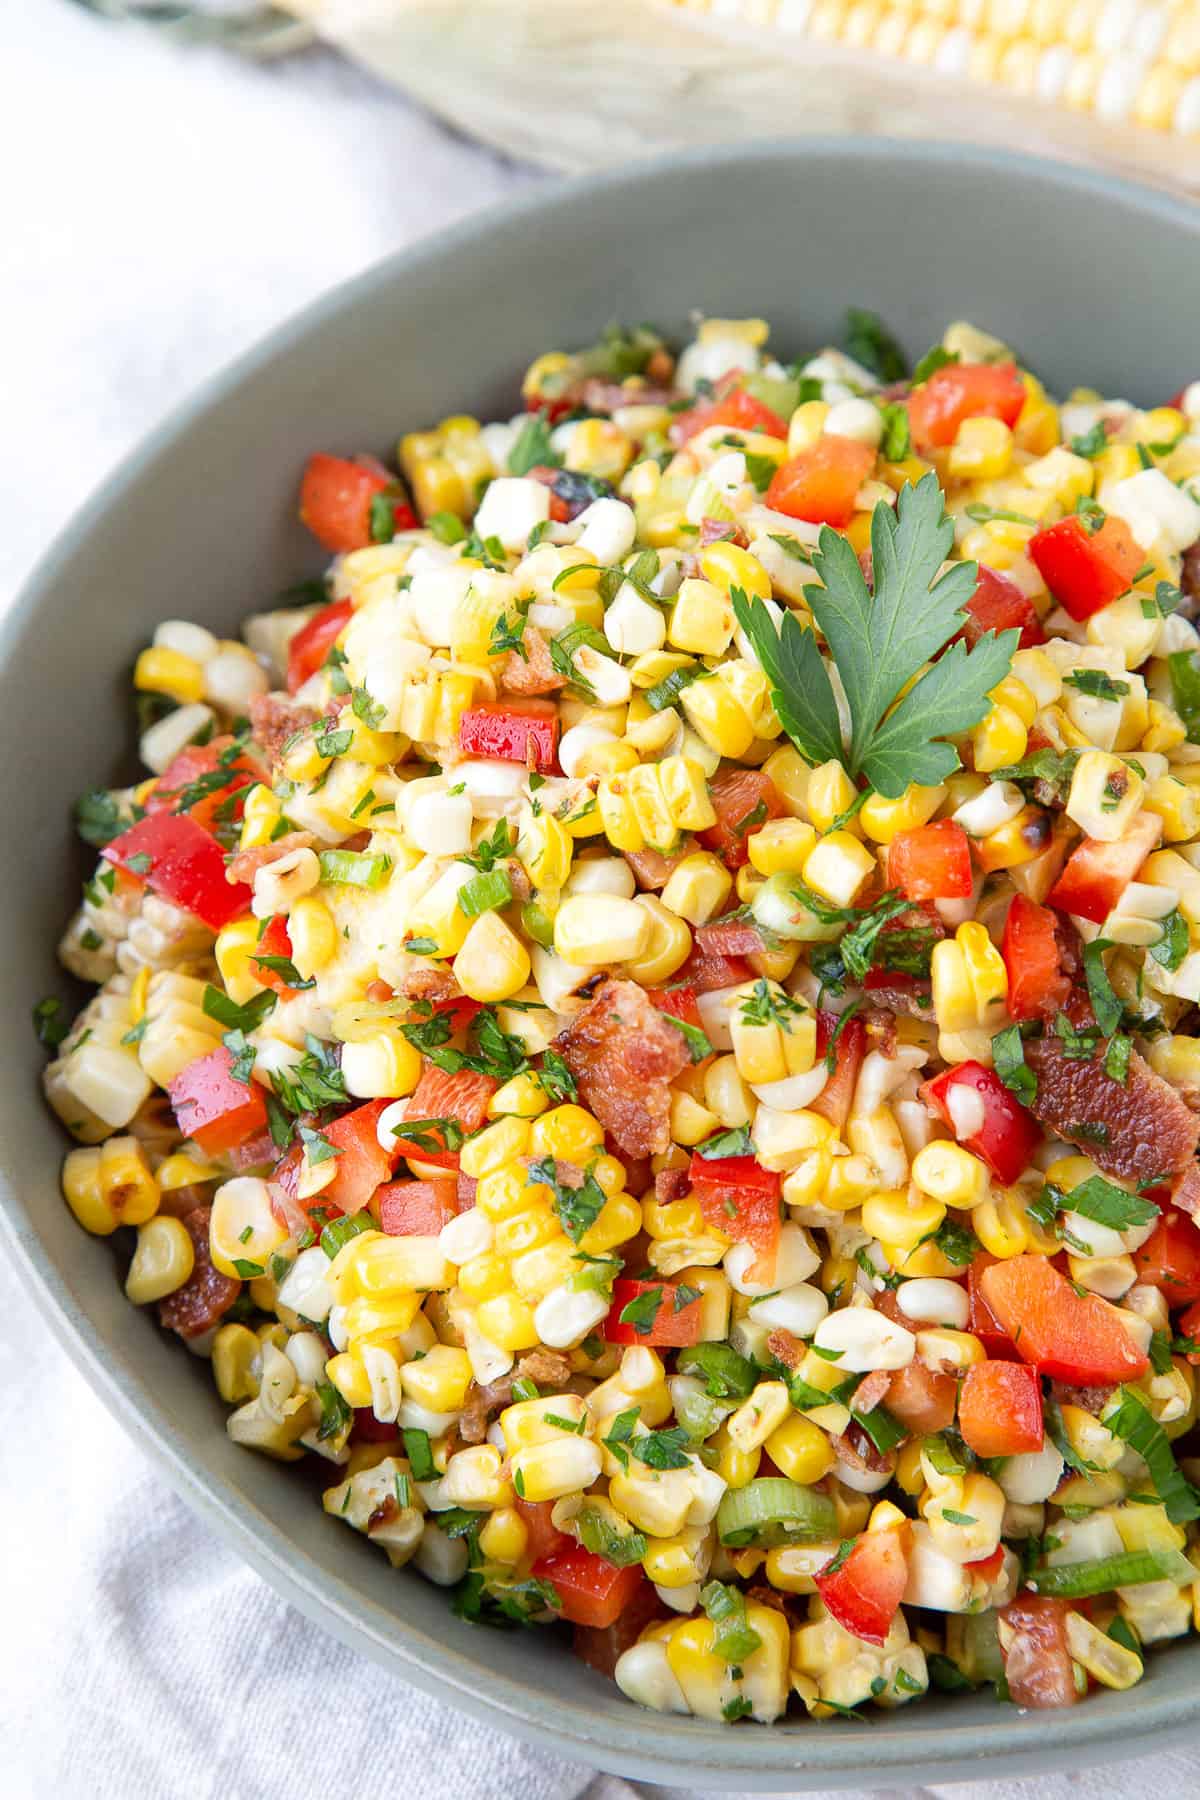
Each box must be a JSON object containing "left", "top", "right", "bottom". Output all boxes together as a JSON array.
[
  {"left": 907, "top": 361, "right": 1026, "bottom": 450},
  {"left": 145, "top": 736, "right": 262, "bottom": 832},
  {"left": 958, "top": 1360, "right": 1043, "bottom": 1457},
  {"left": 698, "top": 768, "right": 784, "bottom": 869},
  {"left": 385, "top": 1066, "right": 500, "bottom": 1170},
  {"left": 1177, "top": 1297, "right": 1200, "bottom": 1363},
  {"left": 645, "top": 985, "right": 703, "bottom": 1032},
  {"left": 998, "top": 1595, "right": 1079, "bottom": 1708},
  {"left": 963, "top": 565, "right": 1045, "bottom": 650},
  {"left": 287, "top": 597, "right": 355, "bottom": 693},
  {"left": 1002, "top": 894, "right": 1070, "bottom": 1021},
  {"left": 884, "top": 1359, "right": 958, "bottom": 1435},
  {"left": 766, "top": 435, "right": 877, "bottom": 528},
  {"left": 248, "top": 913, "right": 303, "bottom": 997},
  {"left": 689, "top": 1153, "right": 781, "bottom": 1271},
  {"left": 967, "top": 1253, "right": 1019, "bottom": 1359},
  {"left": 377, "top": 1177, "right": 462, "bottom": 1236},
  {"left": 672, "top": 384, "right": 789, "bottom": 445},
  {"left": 981, "top": 1254, "right": 1149, "bottom": 1384},
  {"left": 1048, "top": 811, "right": 1162, "bottom": 924},
  {"left": 532, "top": 1545, "right": 646, "bottom": 1630},
  {"left": 572, "top": 1579, "right": 664, "bottom": 1678},
  {"left": 888, "top": 818, "right": 973, "bottom": 901},
  {"left": 922, "top": 1061, "right": 1041, "bottom": 1186},
  {"left": 515, "top": 1498, "right": 572, "bottom": 1565},
  {"left": 1028, "top": 512, "right": 1144, "bottom": 621},
  {"left": 458, "top": 701, "right": 558, "bottom": 772},
  {"left": 603, "top": 1277, "right": 704, "bottom": 1347},
  {"left": 815, "top": 1529, "right": 908, "bottom": 1646},
  {"left": 299, "top": 452, "right": 394, "bottom": 554},
  {"left": 809, "top": 1011, "right": 866, "bottom": 1132},
  {"left": 320, "top": 1100, "right": 399, "bottom": 1215},
  {"left": 167, "top": 1045, "right": 269, "bottom": 1156},
  {"left": 104, "top": 812, "right": 252, "bottom": 931},
  {"left": 1131, "top": 1210, "right": 1200, "bottom": 1305}
]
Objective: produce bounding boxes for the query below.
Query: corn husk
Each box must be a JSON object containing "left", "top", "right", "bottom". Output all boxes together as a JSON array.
[{"left": 283, "top": 0, "right": 1200, "bottom": 191}]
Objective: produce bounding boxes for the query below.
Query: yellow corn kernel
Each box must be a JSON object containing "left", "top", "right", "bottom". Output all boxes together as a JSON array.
[
  {"left": 399, "top": 1344, "right": 473, "bottom": 1413},
  {"left": 209, "top": 1175, "right": 288, "bottom": 1278},
  {"left": 679, "top": 1264, "right": 732, "bottom": 1341},
  {"left": 1064, "top": 1611, "right": 1143, "bottom": 1691},
  {"left": 765, "top": 1413, "right": 836, "bottom": 1485},
  {"left": 728, "top": 981, "right": 816, "bottom": 1086},
  {"left": 326, "top": 1350, "right": 374, "bottom": 1409},
  {"left": 578, "top": 738, "right": 640, "bottom": 781},
  {"left": 214, "top": 916, "right": 270, "bottom": 1007},
  {"left": 881, "top": 1240, "right": 961, "bottom": 1280},
  {"left": 502, "top": 1392, "right": 590, "bottom": 1450},
  {"left": 802, "top": 831, "right": 875, "bottom": 907},
  {"left": 861, "top": 1188, "right": 945, "bottom": 1251},
  {"left": 476, "top": 1292, "right": 541, "bottom": 1354},
  {"left": 238, "top": 783, "right": 283, "bottom": 850},
  {"left": 518, "top": 811, "right": 574, "bottom": 890},
  {"left": 747, "top": 818, "right": 819, "bottom": 876},
  {"left": 704, "top": 1055, "right": 753, "bottom": 1129},
  {"left": 789, "top": 399, "right": 830, "bottom": 455},
  {"left": 125, "top": 1213, "right": 195, "bottom": 1305},
  {"left": 931, "top": 922, "right": 1008, "bottom": 1063},
  {"left": 493, "top": 1202, "right": 560, "bottom": 1260},
  {"left": 948, "top": 417, "right": 1013, "bottom": 481},
  {"left": 488, "top": 1071, "right": 549, "bottom": 1119},
  {"left": 679, "top": 676, "right": 755, "bottom": 760},
  {"left": 461, "top": 1118, "right": 532, "bottom": 1180},
  {"left": 156, "top": 1152, "right": 216, "bottom": 1193},
  {"left": 212, "top": 1322, "right": 261, "bottom": 1404},
  {"left": 761, "top": 745, "right": 811, "bottom": 817},
  {"left": 553, "top": 893, "right": 652, "bottom": 965},
  {"left": 698, "top": 541, "right": 772, "bottom": 601},
  {"left": 670, "top": 1089, "right": 719, "bottom": 1146},
  {"left": 454, "top": 910, "right": 532, "bottom": 1003},
  {"left": 641, "top": 1529, "right": 707, "bottom": 1589},
  {"left": 1143, "top": 700, "right": 1187, "bottom": 754},
  {"left": 973, "top": 805, "right": 1047, "bottom": 875},
  {"left": 578, "top": 1191, "right": 643, "bottom": 1256},
  {"left": 668, "top": 578, "right": 736, "bottom": 656},
  {"left": 529, "top": 1104, "right": 605, "bottom": 1164},
  {"left": 287, "top": 894, "right": 338, "bottom": 979},
  {"left": 475, "top": 1162, "right": 542, "bottom": 1222},
  {"left": 62, "top": 1137, "right": 160, "bottom": 1236},
  {"left": 660, "top": 852, "right": 734, "bottom": 925},
  {"left": 511, "top": 1435, "right": 603, "bottom": 1502},
  {"left": 1143, "top": 775, "right": 1200, "bottom": 844},
  {"left": 134, "top": 645, "right": 205, "bottom": 706},
  {"left": 895, "top": 1438, "right": 926, "bottom": 1497},
  {"left": 974, "top": 1194, "right": 1030, "bottom": 1259},
  {"left": 859, "top": 784, "right": 945, "bottom": 845},
  {"left": 478, "top": 1506, "right": 528, "bottom": 1565},
  {"left": 824, "top": 1152, "right": 880, "bottom": 1213},
  {"left": 911, "top": 1141, "right": 990, "bottom": 1210},
  {"left": 727, "top": 1380, "right": 793, "bottom": 1454},
  {"left": 806, "top": 761, "right": 859, "bottom": 835},
  {"left": 457, "top": 1251, "right": 511, "bottom": 1304},
  {"left": 972, "top": 703, "right": 1028, "bottom": 773},
  {"left": 712, "top": 1419, "right": 761, "bottom": 1489},
  {"left": 623, "top": 894, "right": 693, "bottom": 986}
]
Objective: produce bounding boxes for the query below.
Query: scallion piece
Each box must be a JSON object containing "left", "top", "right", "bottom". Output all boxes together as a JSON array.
[
  {"left": 318, "top": 849, "right": 392, "bottom": 888},
  {"left": 458, "top": 867, "right": 514, "bottom": 918},
  {"left": 716, "top": 1477, "right": 837, "bottom": 1547},
  {"left": 1029, "top": 1548, "right": 1194, "bottom": 1599}
]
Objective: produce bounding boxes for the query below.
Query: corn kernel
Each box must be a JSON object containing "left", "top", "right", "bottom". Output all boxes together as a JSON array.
[
  {"left": 765, "top": 1413, "right": 835, "bottom": 1485},
  {"left": 134, "top": 645, "right": 206, "bottom": 706},
  {"left": 660, "top": 852, "right": 734, "bottom": 925}
]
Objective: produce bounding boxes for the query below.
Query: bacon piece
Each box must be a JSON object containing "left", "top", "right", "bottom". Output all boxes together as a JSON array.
[
  {"left": 457, "top": 1171, "right": 479, "bottom": 1211},
  {"left": 224, "top": 830, "right": 317, "bottom": 887},
  {"left": 248, "top": 693, "right": 318, "bottom": 770},
  {"left": 766, "top": 1328, "right": 805, "bottom": 1370},
  {"left": 502, "top": 626, "right": 566, "bottom": 698},
  {"left": 556, "top": 977, "right": 689, "bottom": 1158},
  {"left": 1172, "top": 1161, "right": 1200, "bottom": 1218},
  {"left": 158, "top": 1206, "right": 242, "bottom": 1339},
  {"left": 456, "top": 1347, "right": 573, "bottom": 1444},
  {"left": 698, "top": 517, "right": 750, "bottom": 549},
  {"left": 850, "top": 1368, "right": 892, "bottom": 1415},
  {"left": 1048, "top": 1379, "right": 1115, "bottom": 1415},
  {"left": 1179, "top": 540, "right": 1200, "bottom": 623},
  {"left": 654, "top": 1166, "right": 692, "bottom": 1205},
  {"left": 578, "top": 377, "right": 681, "bottom": 415},
  {"left": 393, "top": 965, "right": 459, "bottom": 1005},
  {"left": 860, "top": 977, "right": 935, "bottom": 1022},
  {"left": 517, "top": 1348, "right": 573, "bottom": 1387},
  {"left": 1024, "top": 1037, "right": 1200, "bottom": 1184},
  {"left": 623, "top": 841, "right": 695, "bottom": 892}
]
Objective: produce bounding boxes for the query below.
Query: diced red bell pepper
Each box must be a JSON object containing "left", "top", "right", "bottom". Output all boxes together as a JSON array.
[
  {"left": 249, "top": 914, "right": 304, "bottom": 998},
  {"left": 809, "top": 1011, "right": 866, "bottom": 1132},
  {"left": 645, "top": 985, "right": 703, "bottom": 1032},
  {"left": 572, "top": 1580, "right": 664, "bottom": 1677},
  {"left": 693, "top": 919, "right": 767, "bottom": 959},
  {"left": 377, "top": 1177, "right": 462, "bottom": 1236},
  {"left": 958, "top": 1360, "right": 1043, "bottom": 1458},
  {"left": 922, "top": 1061, "right": 1041, "bottom": 1186},
  {"left": 145, "top": 736, "right": 263, "bottom": 832},
  {"left": 672, "top": 384, "right": 789, "bottom": 445},
  {"left": 515, "top": 1498, "right": 571, "bottom": 1564},
  {"left": 968, "top": 1253, "right": 1019, "bottom": 1359},
  {"left": 766, "top": 435, "right": 877, "bottom": 528},
  {"left": 884, "top": 1358, "right": 958, "bottom": 1435},
  {"left": 458, "top": 701, "right": 558, "bottom": 772},
  {"left": 963, "top": 564, "right": 1045, "bottom": 650},
  {"left": 689, "top": 1153, "right": 781, "bottom": 1273},
  {"left": 888, "top": 819, "right": 973, "bottom": 901},
  {"left": 104, "top": 812, "right": 252, "bottom": 931},
  {"left": 697, "top": 768, "right": 784, "bottom": 871},
  {"left": 907, "top": 361, "right": 1026, "bottom": 450},
  {"left": 299, "top": 452, "right": 393, "bottom": 554},
  {"left": 998, "top": 1595, "right": 1079, "bottom": 1708},
  {"left": 1048, "top": 811, "right": 1162, "bottom": 924},
  {"left": 1002, "top": 894, "right": 1070, "bottom": 1022},
  {"left": 679, "top": 946, "right": 755, "bottom": 994},
  {"left": 815, "top": 1529, "right": 908, "bottom": 1646},
  {"left": 287, "top": 597, "right": 355, "bottom": 694},
  {"left": 320, "top": 1100, "right": 399, "bottom": 1215},
  {"left": 1028, "top": 512, "right": 1144, "bottom": 621},
  {"left": 431, "top": 994, "right": 486, "bottom": 1035},
  {"left": 981, "top": 1254, "right": 1149, "bottom": 1385},
  {"left": 603, "top": 1277, "right": 704, "bottom": 1347},
  {"left": 532, "top": 1545, "right": 646, "bottom": 1631},
  {"left": 1131, "top": 1210, "right": 1200, "bottom": 1305},
  {"left": 167, "top": 1045, "right": 269, "bottom": 1156},
  {"left": 1177, "top": 1297, "right": 1200, "bottom": 1363},
  {"left": 385, "top": 1066, "right": 500, "bottom": 1170}
]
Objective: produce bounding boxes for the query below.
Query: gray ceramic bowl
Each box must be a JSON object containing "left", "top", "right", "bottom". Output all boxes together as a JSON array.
[{"left": 5, "top": 139, "right": 1200, "bottom": 1791}]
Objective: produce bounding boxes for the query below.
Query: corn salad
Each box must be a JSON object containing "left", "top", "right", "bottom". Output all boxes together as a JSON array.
[{"left": 38, "top": 309, "right": 1200, "bottom": 1724}]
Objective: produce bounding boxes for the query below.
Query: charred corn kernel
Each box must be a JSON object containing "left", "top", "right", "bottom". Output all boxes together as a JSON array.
[
  {"left": 479, "top": 1507, "right": 527, "bottom": 1565},
  {"left": 660, "top": 852, "right": 733, "bottom": 925},
  {"left": 125, "top": 1214, "right": 195, "bottom": 1304},
  {"left": 802, "top": 832, "right": 875, "bottom": 907},
  {"left": 135, "top": 645, "right": 205, "bottom": 706},
  {"left": 488, "top": 1071, "right": 549, "bottom": 1119},
  {"left": 287, "top": 895, "right": 338, "bottom": 979},
  {"left": 789, "top": 399, "right": 830, "bottom": 455},
  {"left": 973, "top": 805, "right": 1047, "bottom": 874},
  {"left": 765, "top": 1413, "right": 836, "bottom": 1485},
  {"left": 238, "top": 783, "right": 283, "bottom": 850},
  {"left": 861, "top": 1189, "right": 945, "bottom": 1250},
  {"left": 457, "top": 1251, "right": 511, "bottom": 1304},
  {"left": 214, "top": 916, "right": 270, "bottom": 1006},
  {"left": 806, "top": 761, "right": 858, "bottom": 835},
  {"left": 511, "top": 1436, "right": 603, "bottom": 1502},
  {"left": 1143, "top": 776, "right": 1200, "bottom": 843},
  {"left": 1066, "top": 750, "right": 1145, "bottom": 842},
  {"left": 553, "top": 894, "right": 651, "bottom": 964},
  {"left": 454, "top": 910, "right": 532, "bottom": 1002},
  {"left": 517, "top": 811, "right": 574, "bottom": 890},
  {"left": 698, "top": 542, "right": 772, "bottom": 601},
  {"left": 931, "top": 922, "right": 1008, "bottom": 1063},
  {"left": 476, "top": 1292, "right": 541, "bottom": 1354},
  {"left": 1064, "top": 1611, "right": 1143, "bottom": 1691},
  {"left": 859, "top": 783, "right": 945, "bottom": 844},
  {"left": 529, "top": 1105, "right": 605, "bottom": 1164},
  {"left": 975, "top": 1194, "right": 1030, "bottom": 1258},
  {"left": 212, "top": 1322, "right": 261, "bottom": 1404},
  {"left": 747, "top": 818, "right": 819, "bottom": 875},
  {"left": 62, "top": 1136, "right": 159, "bottom": 1235},
  {"left": 761, "top": 745, "right": 811, "bottom": 817},
  {"left": 624, "top": 894, "right": 694, "bottom": 986},
  {"left": 713, "top": 1419, "right": 761, "bottom": 1489},
  {"left": 209, "top": 1175, "right": 288, "bottom": 1278},
  {"left": 911, "top": 1141, "right": 990, "bottom": 1210},
  {"left": 462, "top": 1117, "right": 533, "bottom": 1179},
  {"left": 399, "top": 1344, "right": 473, "bottom": 1413},
  {"left": 972, "top": 703, "right": 1028, "bottom": 773},
  {"left": 948, "top": 417, "right": 1013, "bottom": 481},
  {"left": 578, "top": 1191, "right": 643, "bottom": 1256},
  {"left": 704, "top": 1055, "right": 753, "bottom": 1129},
  {"left": 327, "top": 1350, "right": 373, "bottom": 1409},
  {"left": 679, "top": 675, "right": 755, "bottom": 759}
]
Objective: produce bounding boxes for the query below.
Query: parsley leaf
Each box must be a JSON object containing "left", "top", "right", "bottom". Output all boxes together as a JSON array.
[
  {"left": 202, "top": 984, "right": 277, "bottom": 1035},
  {"left": 843, "top": 307, "right": 908, "bottom": 382},
  {"left": 991, "top": 1023, "right": 1037, "bottom": 1106},
  {"left": 1150, "top": 909, "right": 1189, "bottom": 974},
  {"left": 1061, "top": 1174, "right": 1158, "bottom": 1233},
  {"left": 1082, "top": 939, "right": 1123, "bottom": 1036},
  {"left": 1167, "top": 651, "right": 1200, "bottom": 743},
  {"left": 508, "top": 415, "right": 562, "bottom": 476},
  {"left": 528, "top": 1156, "right": 606, "bottom": 1244},
  {"left": 1107, "top": 1388, "right": 1200, "bottom": 1524}
]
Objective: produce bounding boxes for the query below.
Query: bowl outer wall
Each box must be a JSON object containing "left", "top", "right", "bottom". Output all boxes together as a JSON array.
[{"left": 3, "top": 138, "right": 1200, "bottom": 1790}]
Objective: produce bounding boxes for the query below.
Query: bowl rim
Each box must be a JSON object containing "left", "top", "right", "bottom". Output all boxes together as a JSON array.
[{"left": 7, "top": 134, "right": 1200, "bottom": 1789}]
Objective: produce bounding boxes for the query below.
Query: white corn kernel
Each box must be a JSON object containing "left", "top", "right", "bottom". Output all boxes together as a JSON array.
[{"left": 814, "top": 1306, "right": 916, "bottom": 1372}]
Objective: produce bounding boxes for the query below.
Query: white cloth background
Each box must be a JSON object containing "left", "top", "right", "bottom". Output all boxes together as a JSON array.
[{"left": 3, "top": 4, "right": 1199, "bottom": 1796}]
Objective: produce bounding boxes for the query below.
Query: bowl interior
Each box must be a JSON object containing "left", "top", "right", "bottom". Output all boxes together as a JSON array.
[{"left": 5, "top": 140, "right": 1200, "bottom": 1790}]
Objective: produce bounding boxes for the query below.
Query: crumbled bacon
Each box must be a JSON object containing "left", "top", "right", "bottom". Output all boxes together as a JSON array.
[
  {"left": 766, "top": 1328, "right": 805, "bottom": 1370},
  {"left": 248, "top": 693, "right": 319, "bottom": 769},
  {"left": 457, "top": 1348, "right": 573, "bottom": 1444},
  {"left": 158, "top": 1206, "right": 242, "bottom": 1339},
  {"left": 556, "top": 977, "right": 689, "bottom": 1158},
  {"left": 850, "top": 1368, "right": 892, "bottom": 1415},
  {"left": 393, "top": 965, "right": 458, "bottom": 1005},
  {"left": 224, "top": 830, "right": 316, "bottom": 887},
  {"left": 1048, "top": 1379, "right": 1115, "bottom": 1415},
  {"left": 1179, "top": 539, "right": 1200, "bottom": 622},
  {"left": 623, "top": 841, "right": 695, "bottom": 891},
  {"left": 1172, "top": 1161, "right": 1200, "bottom": 1218},
  {"left": 502, "top": 626, "right": 566, "bottom": 698},
  {"left": 1024, "top": 1037, "right": 1200, "bottom": 1184},
  {"left": 654, "top": 1166, "right": 692, "bottom": 1205},
  {"left": 699, "top": 517, "right": 749, "bottom": 549}
]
